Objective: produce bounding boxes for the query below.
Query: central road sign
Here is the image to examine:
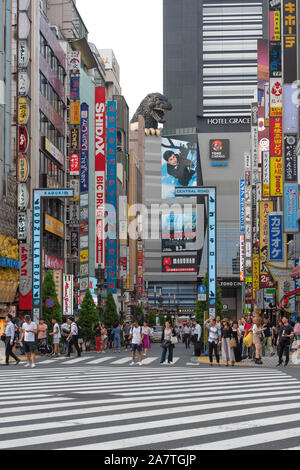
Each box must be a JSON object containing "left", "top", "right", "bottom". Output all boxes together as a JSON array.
[{"left": 175, "top": 186, "right": 217, "bottom": 317}]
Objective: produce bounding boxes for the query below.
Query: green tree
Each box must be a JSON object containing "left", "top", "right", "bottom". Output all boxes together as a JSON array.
[
  {"left": 136, "top": 304, "right": 145, "bottom": 326},
  {"left": 77, "top": 290, "right": 99, "bottom": 342},
  {"left": 102, "top": 291, "right": 119, "bottom": 328},
  {"left": 195, "top": 272, "right": 224, "bottom": 324},
  {"left": 148, "top": 311, "right": 157, "bottom": 327},
  {"left": 42, "top": 270, "right": 62, "bottom": 340}
]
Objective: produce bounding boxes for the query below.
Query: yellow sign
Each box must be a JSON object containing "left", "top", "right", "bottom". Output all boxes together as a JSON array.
[
  {"left": 45, "top": 214, "right": 64, "bottom": 238},
  {"left": 259, "top": 200, "right": 274, "bottom": 279},
  {"left": 18, "top": 97, "right": 29, "bottom": 124},
  {"left": 253, "top": 255, "right": 260, "bottom": 297},
  {"left": 70, "top": 102, "right": 80, "bottom": 125},
  {"left": 270, "top": 156, "right": 283, "bottom": 196},
  {"left": 80, "top": 249, "right": 89, "bottom": 263}
]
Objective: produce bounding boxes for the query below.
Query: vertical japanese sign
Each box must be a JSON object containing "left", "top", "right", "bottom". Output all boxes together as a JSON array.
[
  {"left": 240, "top": 179, "right": 245, "bottom": 233},
  {"left": 80, "top": 103, "right": 89, "bottom": 302},
  {"left": 63, "top": 275, "right": 73, "bottom": 316},
  {"left": 269, "top": 212, "right": 283, "bottom": 261},
  {"left": 259, "top": 200, "right": 274, "bottom": 287},
  {"left": 270, "top": 117, "right": 283, "bottom": 196},
  {"left": 284, "top": 134, "right": 297, "bottom": 181},
  {"left": 284, "top": 183, "right": 299, "bottom": 233},
  {"left": 253, "top": 252, "right": 260, "bottom": 299},
  {"left": 95, "top": 87, "right": 106, "bottom": 267},
  {"left": 106, "top": 101, "right": 117, "bottom": 294},
  {"left": 251, "top": 103, "right": 259, "bottom": 182},
  {"left": 283, "top": 0, "right": 297, "bottom": 84}
]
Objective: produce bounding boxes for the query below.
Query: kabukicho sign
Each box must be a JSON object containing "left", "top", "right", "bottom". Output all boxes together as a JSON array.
[{"left": 18, "top": 126, "right": 29, "bottom": 153}]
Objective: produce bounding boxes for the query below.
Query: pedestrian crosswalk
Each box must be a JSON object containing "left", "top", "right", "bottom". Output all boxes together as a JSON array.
[
  {"left": 0, "top": 366, "right": 299, "bottom": 450},
  {"left": 33, "top": 355, "right": 183, "bottom": 367}
]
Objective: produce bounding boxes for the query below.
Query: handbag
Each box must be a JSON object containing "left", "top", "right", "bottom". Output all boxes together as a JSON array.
[
  {"left": 1, "top": 334, "right": 6, "bottom": 343},
  {"left": 230, "top": 338, "right": 237, "bottom": 349},
  {"left": 161, "top": 340, "right": 171, "bottom": 349},
  {"left": 243, "top": 332, "right": 253, "bottom": 348},
  {"left": 171, "top": 336, "right": 178, "bottom": 345}
]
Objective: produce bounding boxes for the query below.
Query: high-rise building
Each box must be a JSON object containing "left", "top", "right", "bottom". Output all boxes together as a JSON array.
[{"left": 163, "top": 0, "right": 269, "bottom": 318}]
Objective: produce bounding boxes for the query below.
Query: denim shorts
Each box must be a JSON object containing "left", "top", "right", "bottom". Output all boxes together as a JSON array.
[{"left": 132, "top": 343, "right": 142, "bottom": 352}]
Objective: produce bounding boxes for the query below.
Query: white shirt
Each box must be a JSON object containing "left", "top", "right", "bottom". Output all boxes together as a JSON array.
[
  {"left": 71, "top": 322, "right": 78, "bottom": 335},
  {"left": 194, "top": 324, "right": 202, "bottom": 340},
  {"left": 131, "top": 326, "right": 142, "bottom": 344},
  {"left": 22, "top": 322, "right": 37, "bottom": 342},
  {"left": 53, "top": 323, "right": 61, "bottom": 340}
]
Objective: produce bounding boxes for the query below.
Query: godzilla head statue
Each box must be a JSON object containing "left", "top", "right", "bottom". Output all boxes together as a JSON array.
[{"left": 131, "top": 93, "right": 173, "bottom": 136}]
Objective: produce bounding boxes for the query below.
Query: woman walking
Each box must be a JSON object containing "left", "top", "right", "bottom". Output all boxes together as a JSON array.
[
  {"left": 221, "top": 319, "right": 235, "bottom": 367},
  {"left": 205, "top": 318, "right": 221, "bottom": 366},
  {"left": 100, "top": 323, "right": 108, "bottom": 352},
  {"left": 95, "top": 323, "right": 102, "bottom": 354},
  {"left": 142, "top": 321, "right": 151, "bottom": 357},
  {"left": 253, "top": 316, "right": 264, "bottom": 365},
  {"left": 231, "top": 321, "right": 242, "bottom": 363},
  {"left": 160, "top": 321, "right": 177, "bottom": 365}
]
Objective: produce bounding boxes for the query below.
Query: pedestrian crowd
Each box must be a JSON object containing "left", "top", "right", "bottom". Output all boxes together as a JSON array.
[{"left": 1, "top": 313, "right": 300, "bottom": 368}]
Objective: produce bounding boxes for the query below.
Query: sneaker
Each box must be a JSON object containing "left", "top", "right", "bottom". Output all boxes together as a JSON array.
[
  {"left": 168, "top": 361, "right": 174, "bottom": 365},
  {"left": 137, "top": 362, "right": 143, "bottom": 366},
  {"left": 16, "top": 359, "right": 21, "bottom": 366},
  {"left": 31, "top": 364, "right": 36, "bottom": 368},
  {"left": 276, "top": 362, "right": 283, "bottom": 367},
  {"left": 284, "top": 363, "right": 289, "bottom": 367},
  {"left": 24, "top": 363, "right": 30, "bottom": 368},
  {"left": 129, "top": 361, "right": 135, "bottom": 366}
]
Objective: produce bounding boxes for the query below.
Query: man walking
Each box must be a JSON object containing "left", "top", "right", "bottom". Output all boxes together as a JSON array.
[
  {"left": 129, "top": 321, "right": 144, "bottom": 366},
  {"left": 66, "top": 317, "right": 81, "bottom": 357},
  {"left": 3, "top": 314, "right": 20, "bottom": 366},
  {"left": 20, "top": 315, "right": 37, "bottom": 368},
  {"left": 262, "top": 317, "right": 275, "bottom": 357},
  {"left": 277, "top": 316, "right": 294, "bottom": 367},
  {"left": 193, "top": 320, "right": 202, "bottom": 357}
]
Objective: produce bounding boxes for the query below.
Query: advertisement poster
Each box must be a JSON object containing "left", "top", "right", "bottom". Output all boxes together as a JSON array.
[
  {"left": 80, "top": 103, "right": 89, "bottom": 193},
  {"left": 161, "top": 135, "right": 197, "bottom": 199},
  {"left": 209, "top": 139, "right": 229, "bottom": 166},
  {"left": 63, "top": 275, "right": 73, "bottom": 316},
  {"left": 162, "top": 213, "right": 196, "bottom": 253},
  {"left": 270, "top": 156, "right": 283, "bottom": 196},
  {"left": 162, "top": 255, "right": 197, "bottom": 273}
]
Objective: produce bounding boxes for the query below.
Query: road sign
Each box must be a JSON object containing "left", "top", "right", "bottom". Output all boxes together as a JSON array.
[{"left": 46, "top": 299, "right": 55, "bottom": 308}]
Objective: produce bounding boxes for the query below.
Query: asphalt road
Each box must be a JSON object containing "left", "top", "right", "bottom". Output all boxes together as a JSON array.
[{"left": 0, "top": 344, "right": 300, "bottom": 450}]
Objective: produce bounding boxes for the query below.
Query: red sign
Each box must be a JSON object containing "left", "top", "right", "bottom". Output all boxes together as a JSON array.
[
  {"left": 162, "top": 256, "right": 196, "bottom": 273},
  {"left": 45, "top": 254, "right": 64, "bottom": 270},
  {"left": 70, "top": 153, "right": 80, "bottom": 175},
  {"left": 18, "top": 126, "right": 29, "bottom": 153},
  {"left": 95, "top": 87, "right": 106, "bottom": 266},
  {"left": 270, "top": 117, "right": 283, "bottom": 157}
]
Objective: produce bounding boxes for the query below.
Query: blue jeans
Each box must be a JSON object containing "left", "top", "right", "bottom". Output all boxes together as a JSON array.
[
  {"left": 160, "top": 345, "right": 174, "bottom": 363},
  {"left": 114, "top": 336, "right": 121, "bottom": 349}
]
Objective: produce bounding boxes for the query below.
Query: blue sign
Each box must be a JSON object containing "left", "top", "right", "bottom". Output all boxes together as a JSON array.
[
  {"left": 269, "top": 212, "right": 283, "bottom": 261},
  {"left": 240, "top": 179, "right": 245, "bottom": 233},
  {"left": 295, "top": 259, "right": 300, "bottom": 322},
  {"left": 106, "top": 101, "right": 117, "bottom": 294},
  {"left": 284, "top": 183, "right": 299, "bottom": 233},
  {"left": 198, "top": 285, "right": 206, "bottom": 294},
  {"left": 46, "top": 299, "right": 55, "bottom": 308},
  {"left": 80, "top": 103, "right": 89, "bottom": 193},
  {"left": 70, "top": 77, "right": 80, "bottom": 100},
  {"left": 0, "top": 257, "right": 19, "bottom": 269}
]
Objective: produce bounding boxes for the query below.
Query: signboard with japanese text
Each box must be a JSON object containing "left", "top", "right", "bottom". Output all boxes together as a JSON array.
[
  {"left": 259, "top": 200, "right": 274, "bottom": 287},
  {"left": 106, "top": 101, "right": 117, "bottom": 293},
  {"left": 162, "top": 256, "right": 197, "bottom": 273},
  {"left": 284, "top": 134, "right": 297, "bottom": 182},
  {"left": 262, "top": 151, "right": 270, "bottom": 197},
  {"left": 240, "top": 179, "right": 245, "bottom": 233},
  {"left": 95, "top": 87, "right": 106, "bottom": 267},
  {"left": 283, "top": 0, "right": 297, "bottom": 84},
  {"left": 270, "top": 156, "right": 283, "bottom": 196},
  {"left": 80, "top": 103, "right": 89, "bottom": 193},
  {"left": 269, "top": 212, "right": 283, "bottom": 261},
  {"left": 284, "top": 183, "right": 299, "bottom": 233},
  {"left": 63, "top": 275, "right": 73, "bottom": 316}
]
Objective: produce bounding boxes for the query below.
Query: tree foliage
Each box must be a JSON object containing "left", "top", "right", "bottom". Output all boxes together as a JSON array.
[
  {"left": 195, "top": 272, "right": 224, "bottom": 324},
  {"left": 42, "top": 270, "right": 62, "bottom": 339},
  {"left": 102, "top": 291, "right": 119, "bottom": 328},
  {"left": 148, "top": 311, "right": 157, "bottom": 327},
  {"left": 77, "top": 289, "right": 99, "bottom": 341}
]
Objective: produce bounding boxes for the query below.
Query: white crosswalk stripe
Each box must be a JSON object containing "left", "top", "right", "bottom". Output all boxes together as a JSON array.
[{"left": 0, "top": 366, "right": 298, "bottom": 450}]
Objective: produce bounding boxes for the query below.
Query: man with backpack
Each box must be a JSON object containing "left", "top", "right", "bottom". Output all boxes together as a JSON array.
[
  {"left": 66, "top": 317, "right": 81, "bottom": 358},
  {"left": 129, "top": 321, "right": 144, "bottom": 366}
]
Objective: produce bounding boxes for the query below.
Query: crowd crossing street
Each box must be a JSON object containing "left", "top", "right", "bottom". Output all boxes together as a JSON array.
[{"left": 0, "top": 365, "right": 300, "bottom": 450}]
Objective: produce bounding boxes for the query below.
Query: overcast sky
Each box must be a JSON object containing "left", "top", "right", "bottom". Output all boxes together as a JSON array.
[{"left": 76, "top": 0, "right": 163, "bottom": 118}]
